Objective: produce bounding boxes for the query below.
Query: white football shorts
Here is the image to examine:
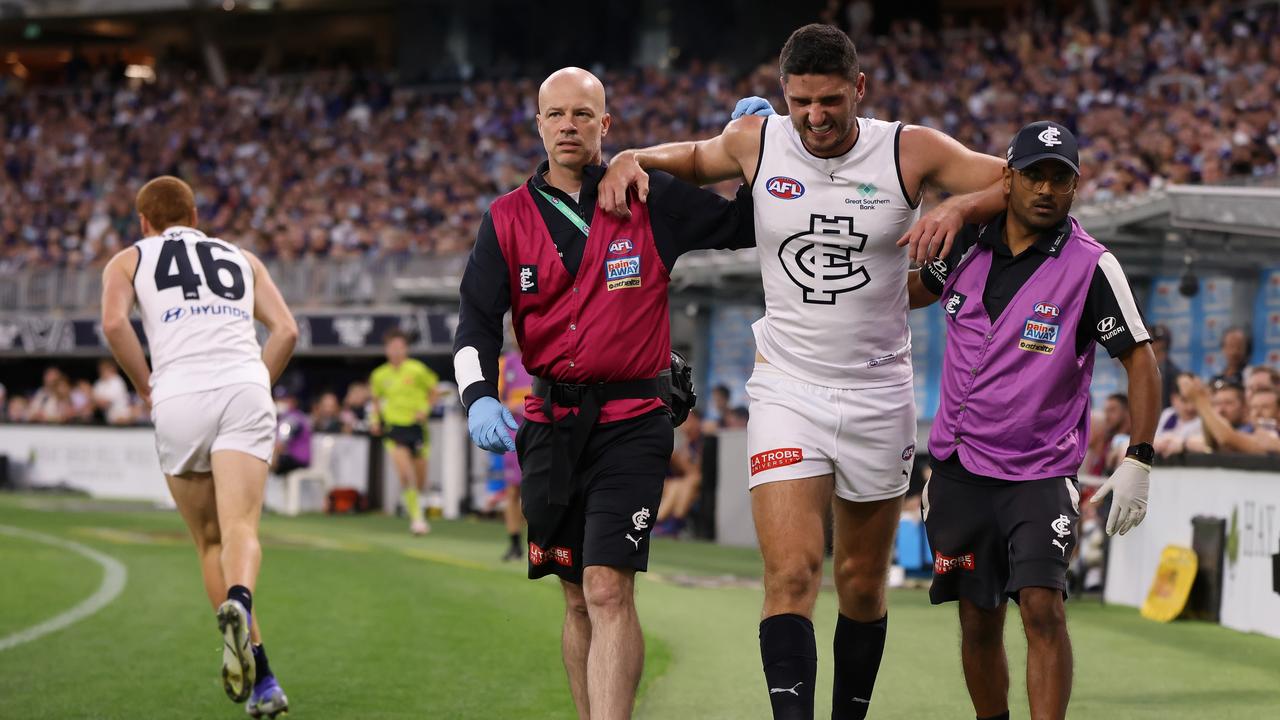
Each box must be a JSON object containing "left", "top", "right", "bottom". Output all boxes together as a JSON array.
[
  {"left": 152, "top": 382, "right": 275, "bottom": 475},
  {"left": 745, "top": 362, "right": 916, "bottom": 502}
]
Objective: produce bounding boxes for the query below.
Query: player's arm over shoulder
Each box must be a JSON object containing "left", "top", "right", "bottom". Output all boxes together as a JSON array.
[
  {"left": 907, "top": 225, "right": 977, "bottom": 308},
  {"left": 898, "top": 125, "right": 1004, "bottom": 199},
  {"left": 631, "top": 115, "right": 764, "bottom": 186}
]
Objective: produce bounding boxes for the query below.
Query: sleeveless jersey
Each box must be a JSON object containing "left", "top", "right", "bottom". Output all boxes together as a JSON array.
[
  {"left": 751, "top": 114, "right": 921, "bottom": 388},
  {"left": 133, "top": 226, "right": 269, "bottom": 404}
]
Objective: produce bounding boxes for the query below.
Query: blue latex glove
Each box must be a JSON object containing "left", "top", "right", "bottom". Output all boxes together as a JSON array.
[
  {"left": 468, "top": 396, "right": 517, "bottom": 453},
  {"left": 731, "top": 96, "right": 776, "bottom": 120}
]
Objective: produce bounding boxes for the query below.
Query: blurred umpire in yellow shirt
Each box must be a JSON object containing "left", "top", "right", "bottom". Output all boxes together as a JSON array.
[{"left": 369, "top": 328, "right": 441, "bottom": 535}]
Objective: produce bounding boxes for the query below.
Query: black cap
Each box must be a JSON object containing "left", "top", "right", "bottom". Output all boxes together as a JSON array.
[{"left": 1006, "top": 121, "right": 1080, "bottom": 175}]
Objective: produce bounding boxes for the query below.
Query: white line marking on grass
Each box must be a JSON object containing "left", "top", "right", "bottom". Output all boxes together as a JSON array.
[{"left": 0, "top": 524, "right": 128, "bottom": 652}]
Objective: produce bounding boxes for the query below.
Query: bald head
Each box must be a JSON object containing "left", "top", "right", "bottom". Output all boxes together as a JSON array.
[
  {"left": 538, "top": 67, "right": 606, "bottom": 114},
  {"left": 536, "top": 67, "right": 611, "bottom": 175}
]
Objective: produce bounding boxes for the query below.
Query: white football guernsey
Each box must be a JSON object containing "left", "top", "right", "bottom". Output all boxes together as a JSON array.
[
  {"left": 751, "top": 114, "right": 921, "bottom": 389},
  {"left": 133, "top": 226, "right": 269, "bottom": 404}
]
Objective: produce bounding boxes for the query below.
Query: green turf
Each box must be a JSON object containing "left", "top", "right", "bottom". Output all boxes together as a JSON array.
[{"left": 1, "top": 492, "right": 1278, "bottom": 719}]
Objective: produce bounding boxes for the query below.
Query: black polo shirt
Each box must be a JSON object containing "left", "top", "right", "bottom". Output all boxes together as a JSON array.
[
  {"left": 920, "top": 212, "right": 1150, "bottom": 359},
  {"left": 454, "top": 162, "right": 755, "bottom": 408}
]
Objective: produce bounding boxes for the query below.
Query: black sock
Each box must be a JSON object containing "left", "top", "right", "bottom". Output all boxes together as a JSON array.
[
  {"left": 831, "top": 613, "right": 887, "bottom": 720},
  {"left": 227, "top": 585, "right": 253, "bottom": 614},
  {"left": 252, "top": 643, "right": 274, "bottom": 683},
  {"left": 977, "top": 713, "right": 1009, "bottom": 720},
  {"left": 509, "top": 532, "right": 520, "bottom": 549},
  {"left": 760, "top": 613, "right": 817, "bottom": 720}
]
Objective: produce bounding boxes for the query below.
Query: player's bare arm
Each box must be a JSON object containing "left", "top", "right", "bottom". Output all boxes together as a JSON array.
[
  {"left": 101, "top": 247, "right": 152, "bottom": 405},
  {"left": 895, "top": 125, "right": 1005, "bottom": 264},
  {"left": 599, "top": 114, "right": 764, "bottom": 218},
  {"left": 243, "top": 249, "right": 298, "bottom": 384}
]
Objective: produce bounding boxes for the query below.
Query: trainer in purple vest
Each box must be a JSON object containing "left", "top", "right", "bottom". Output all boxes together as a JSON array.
[{"left": 928, "top": 217, "right": 1104, "bottom": 480}]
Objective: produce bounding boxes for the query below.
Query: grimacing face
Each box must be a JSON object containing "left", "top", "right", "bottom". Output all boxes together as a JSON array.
[{"left": 781, "top": 72, "right": 864, "bottom": 157}]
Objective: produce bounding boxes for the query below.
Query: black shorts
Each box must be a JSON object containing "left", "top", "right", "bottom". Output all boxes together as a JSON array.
[
  {"left": 923, "top": 455, "right": 1081, "bottom": 609},
  {"left": 517, "top": 411, "right": 673, "bottom": 585},
  {"left": 385, "top": 424, "right": 426, "bottom": 453}
]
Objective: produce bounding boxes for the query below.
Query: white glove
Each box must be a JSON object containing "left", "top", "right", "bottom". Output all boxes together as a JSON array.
[{"left": 1090, "top": 457, "right": 1150, "bottom": 536}]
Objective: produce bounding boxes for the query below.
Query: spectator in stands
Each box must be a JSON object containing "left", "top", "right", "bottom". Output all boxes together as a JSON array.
[
  {"left": 1153, "top": 372, "right": 1203, "bottom": 457},
  {"left": 3, "top": 3, "right": 1280, "bottom": 268},
  {"left": 92, "top": 359, "right": 133, "bottom": 425},
  {"left": 656, "top": 409, "right": 706, "bottom": 538},
  {"left": 28, "top": 367, "right": 72, "bottom": 423},
  {"left": 709, "top": 384, "right": 732, "bottom": 429},
  {"left": 1248, "top": 388, "right": 1278, "bottom": 437},
  {"left": 310, "top": 391, "right": 345, "bottom": 433},
  {"left": 1212, "top": 326, "right": 1252, "bottom": 387},
  {"left": 5, "top": 395, "right": 28, "bottom": 423},
  {"left": 1246, "top": 365, "right": 1277, "bottom": 401},
  {"left": 1085, "top": 393, "right": 1130, "bottom": 475},
  {"left": 70, "top": 379, "right": 95, "bottom": 423},
  {"left": 1181, "top": 376, "right": 1279, "bottom": 455},
  {"left": 272, "top": 387, "right": 312, "bottom": 475},
  {"left": 725, "top": 405, "right": 750, "bottom": 429},
  {"left": 341, "top": 381, "right": 372, "bottom": 432},
  {"left": 1150, "top": 324, "right": 1180, "bottom": 408}
]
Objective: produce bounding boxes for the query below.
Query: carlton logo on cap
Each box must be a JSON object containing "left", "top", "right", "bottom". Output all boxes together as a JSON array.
[
  {"left": 1008, "top": 120, "right": 1080, "bottom": 174},
  {"left": 1037, "top": 126, "right": 1062, "bottom": 147}
]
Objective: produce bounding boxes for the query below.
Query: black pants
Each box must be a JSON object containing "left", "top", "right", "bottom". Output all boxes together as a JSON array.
[
  {"left": 924, "top": 455, "right": 1080, "bottom": 609},
  {"left": 517, "top": 411, "right": 673, "bottom": 584}
]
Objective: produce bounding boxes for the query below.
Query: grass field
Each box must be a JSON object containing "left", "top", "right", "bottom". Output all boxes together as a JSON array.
[{"left": 2, "top": 491, "right": 1279, "bottom": 719}]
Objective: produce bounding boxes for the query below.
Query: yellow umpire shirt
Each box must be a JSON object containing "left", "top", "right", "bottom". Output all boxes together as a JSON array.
[{"left": 370, "top": 359, "right": 439, "bottom": 428}]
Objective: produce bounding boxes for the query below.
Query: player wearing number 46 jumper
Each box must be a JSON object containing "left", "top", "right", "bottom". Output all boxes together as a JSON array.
[
  {"left": 600, "top": 23, "right": 1009, "bottom": 720},
  {"left": 100, "top": 176, "right": 295, "bottom": 718}
]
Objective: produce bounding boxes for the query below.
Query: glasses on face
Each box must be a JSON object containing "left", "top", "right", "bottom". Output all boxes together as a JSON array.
[{"left": 1012, "top": 167, "right": 1078, "bottom": 195}]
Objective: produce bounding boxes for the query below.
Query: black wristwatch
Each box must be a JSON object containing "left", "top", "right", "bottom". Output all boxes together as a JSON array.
[{"left": 1125, "top": 442, "right": 1155, "bottom": 465}]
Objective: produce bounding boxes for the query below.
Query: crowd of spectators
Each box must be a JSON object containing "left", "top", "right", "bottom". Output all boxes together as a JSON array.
[
  {"left": 1082, "top": 325, "right": 1280, "bottom": 470},
  {"left": 1, "top": 1, "right": 1278, "bottom": 270}
]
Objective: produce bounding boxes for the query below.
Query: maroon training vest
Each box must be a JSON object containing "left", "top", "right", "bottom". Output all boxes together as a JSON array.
[{"left": 489, "top": 184, "right": 670, "bottom": 424}]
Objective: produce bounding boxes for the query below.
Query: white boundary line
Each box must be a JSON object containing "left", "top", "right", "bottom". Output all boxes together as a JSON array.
[{"left": 0, "top": 524, "right": 128, "bottom": 652}]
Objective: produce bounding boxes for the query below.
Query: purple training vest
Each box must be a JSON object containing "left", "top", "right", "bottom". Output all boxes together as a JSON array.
[{"left": 928, "top": 217, "right": 1105, "bottom": 480}]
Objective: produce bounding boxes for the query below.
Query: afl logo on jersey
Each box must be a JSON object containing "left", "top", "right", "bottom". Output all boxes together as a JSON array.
[
  {"left": 608, "top": 239, "right": 634, "bottom": 256},
  {"left": 1033, "top": 302, "right": 1061, "bottom": 319},
  {"left": 765, "top": 176, "right": 805, "bottom": 200}
]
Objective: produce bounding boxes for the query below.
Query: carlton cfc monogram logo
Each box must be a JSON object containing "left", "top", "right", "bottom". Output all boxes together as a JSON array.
[{"left": 779, "top": 214, "right": 870, "bottom": 305}]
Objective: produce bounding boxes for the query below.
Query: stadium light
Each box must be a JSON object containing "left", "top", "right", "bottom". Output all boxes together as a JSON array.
[{"left": 125, "top": 65, "right": 156, "bottom": 82}]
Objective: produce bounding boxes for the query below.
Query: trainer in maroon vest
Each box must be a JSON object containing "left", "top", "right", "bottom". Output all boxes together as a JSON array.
[
  {"left": 907, "top": 120, "right": 1160, "bottom": 720},
  {"left": 452, "top": 67, "right": 755, "bottom": 719}
]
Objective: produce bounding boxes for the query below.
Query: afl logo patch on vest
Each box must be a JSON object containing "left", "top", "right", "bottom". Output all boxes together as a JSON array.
[
  {"left": 1034, "top": 301, "right": 1061, "bottom": 319},
  {"left": 765, "top": 176, "right": 805, "bottom": 200}
]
